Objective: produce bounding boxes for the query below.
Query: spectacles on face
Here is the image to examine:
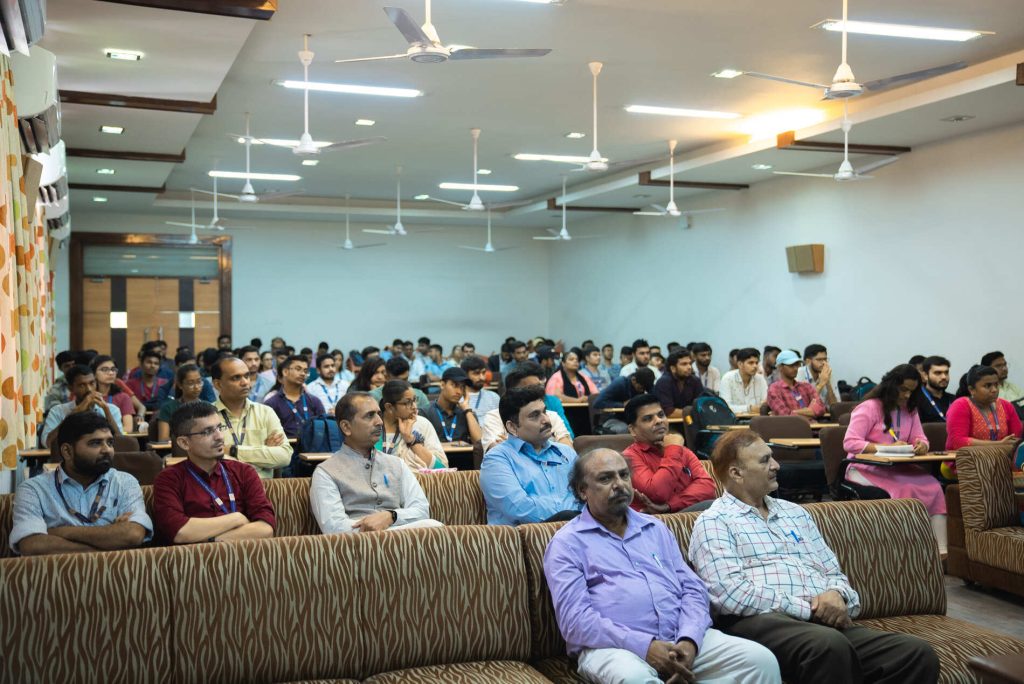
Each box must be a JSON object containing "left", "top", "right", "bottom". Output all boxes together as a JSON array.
[
  {"left": 182, "top": 379, "right": 204, "bottom": 389},
  {"left": 394, "top": 398, "right": 417, "bottom": 408},
  {"left": 185, "top": 424, "right": 230, "bottom": 439},
  {"left": 96, "top": 366, "right": 117, "bottom": 373}
]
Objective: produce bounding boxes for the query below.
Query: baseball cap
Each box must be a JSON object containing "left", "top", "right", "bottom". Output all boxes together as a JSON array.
[
  {"left": 776, "top": 349, "right": 802, "bottom": 366},
  {"left": 441, "top": 367, "right": 471, "bottom": 384}
]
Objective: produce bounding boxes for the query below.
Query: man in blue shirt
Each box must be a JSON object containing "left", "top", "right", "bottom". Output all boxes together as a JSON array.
[
  {"left": 593, "top": 367, "right": 656, "bottom": 411},
  {"left": 41, "top": 365, "right": 123, "bottom": 447},
  {"left": 480, "top": 385, "right": 581, "bottom": 526},
  {"left": 11, "top": 411, "right": 152, "bottom": 555}
]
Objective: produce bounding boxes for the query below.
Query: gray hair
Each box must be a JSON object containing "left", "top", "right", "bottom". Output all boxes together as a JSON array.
[{"left": 568, "top": 448, "right": 631, "bottom": 503}]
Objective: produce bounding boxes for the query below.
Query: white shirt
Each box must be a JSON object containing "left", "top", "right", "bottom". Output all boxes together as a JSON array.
[
  {"left": 718, "top": 370, "right": 768, "bottom": 414},
  {"left": 481, "top": 408, "right": 572, "bottom": 453},
  {"left": 306, "top": 376, "right": 350, "bottom": 413},
  {"left": 619, "top": 361, "right": 662, "bottom": 380},
  {"left": 466, "top": 388, "right": 500, "bottom": 415},
  {"left": 698, "top": 365, "right": 721, "bottom": 393}
]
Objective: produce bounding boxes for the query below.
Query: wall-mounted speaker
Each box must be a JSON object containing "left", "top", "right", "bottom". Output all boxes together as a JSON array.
[{"left": 786, "top": 244, "right": 825, "bottom": 274}]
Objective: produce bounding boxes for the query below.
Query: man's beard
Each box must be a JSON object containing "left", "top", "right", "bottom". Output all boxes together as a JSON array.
[{"left": 73, "top": 453, "right": 111, "bottom": 477}]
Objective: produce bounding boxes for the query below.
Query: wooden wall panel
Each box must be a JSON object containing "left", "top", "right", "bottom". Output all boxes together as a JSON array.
[
  {"left": 126, "top": 278, "right": 157, "bottom": 360},
  {"left": 154, "top": 278, "right": 180, "bottom": 353},
  {"left": 194, "top": 279, "right": 221, "bottom": 352},
  {"left": 82, "top": 279, "right": 111, "bottom": 353}
]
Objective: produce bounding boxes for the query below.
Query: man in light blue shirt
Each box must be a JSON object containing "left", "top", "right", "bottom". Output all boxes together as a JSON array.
[
  {"left": 418, "top": 343, "right": 453, "bottom": 383},
  {"left": 480, "top": 385, "right": 581, "bottom": 526},
  {"left": 40, "top": 365, "right": 123, "bottom": 447},
  {"left": 11, "top": 411, "right": 151, "bottom": 555}
]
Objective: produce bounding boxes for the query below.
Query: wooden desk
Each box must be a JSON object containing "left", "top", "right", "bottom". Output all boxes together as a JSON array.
[
  {"left": 851, "top": 452, "right": 950, "bottom": 465},
  {"left": 734, "top": 412, "right": 758, "bottom": 420},
  {"left": 561, "top": 402, "right": 589, "bottom": 409},
  {"left": 707, "top": 424, "right": 749, "bottom": 432},
  {"left": 165, "top": 456, "right": 186, "bottom": 467},
  {"left": 149, "top": 442, "right": 173, "bottom": 452},
  {"left": 809, "top": 422, "right": 840, "bottom": 430},
  {"left": 125, "top": 431, "right": 148, "bottom": 440},
  {"left": 442, "top": 441, "right": 474, "bottom": 453},
  {"left": 603, "top": 407, "right": 624, "bottom": 413},
  {"left": 298, "top": 452, "right": 333, "bottom": 463},
  {"left": 666, "top": 417, "right": 684, "bottom": 424},
  {"left": 769, "top": 437, "right": 821, "bottom": 448},
  {"left": 19, "top": 448, "right": 51, "bottom": 461}
]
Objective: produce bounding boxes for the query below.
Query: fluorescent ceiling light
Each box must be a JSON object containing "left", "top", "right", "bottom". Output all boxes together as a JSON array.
[
  {"left": 235, "top": 137, "right": 331, "bottom": 148},
  {"left": 209, "top": 170, "right": 301, "bottom": 181},
  {"left": 105, "top": 48, "right": 143, "bottom": 61},
  {"left": 712, "top": 69, "right": 743, "bottom": 79},
  {"left": 817, "top": 19, "right": 987, "bottom": 42},
  {"left": 477, "top": 169, "right": 492, "bottom": 175},
  {"left": 414, "top": 194, "right": 430, "bottom": 200},
  {"left": 514, "top": 153, "right": 607, "bottom": 164},
  {"left": 100, "top": 125, "right": 124, "bottom": 135},
  {"left": 301, "top": 160, "right": 319, "bottom": 166},
  {"left": 355, "top": 119, "right": 376, "bottom": 126},
  {"left": 565, "top": 132, "right": 586, "bottom": 139},
  {"left": 96, "top": 168, "right": 116, "bottom": 175},
  {"left": 625, "top": 104, "right": 741, "bottom": 119},
  {"left": 751, "top": 163, "right": 773, "bottom": 170},
  {"left": 439, "top": 182, "right": 519, "bottom": 192},
  {"left": 274, "top": 79, "right": 422, "bottom": 98},
  {"left": 92, "top": 196, "right": 108, "bottom": 203}
]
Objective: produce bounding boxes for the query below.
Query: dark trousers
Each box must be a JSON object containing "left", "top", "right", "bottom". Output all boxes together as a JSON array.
[{"left": 717, "top": 613, "right": 939, "bottom": 684}]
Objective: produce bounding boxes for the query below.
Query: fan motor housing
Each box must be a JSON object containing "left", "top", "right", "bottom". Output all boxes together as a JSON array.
[{"left": 408, "top": 46, "right": 448, "bottom": 63}]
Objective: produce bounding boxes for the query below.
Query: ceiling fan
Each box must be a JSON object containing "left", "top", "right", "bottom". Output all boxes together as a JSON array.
[
  {"left": 534, "top": 177, "right": 597, "bottom": 242},
  {"left": 459, "top": 209, "right": 513, "bottom": 253},
  {"left": 632, "top": 140, "right": 726, "bottom": 220},
  {"left": 224, "top": 113, "right": 304, "bottom": 203},
  {"left": 290, "top": 34, "right": 388, "bottom": 156},
  {"left": 741, "top": 0, "right": 966, "bottom": 100},
  {"left": 165, "top": 190, "right": 200, "bottom": 244},
  {"left": 364, "top": 167, "right": 409, "bottom": 236},
  {"left": 335, "top": 0, "right": 551, "bottom": 65},
  {"left": 340, "top": 196, "right": 385, "bottom": 250},
  {"left": 427, "top": 128, "right": 486, "bottom": 211},
  {"left": 773, "top": 103, "right": 900, "bottom": 181}
]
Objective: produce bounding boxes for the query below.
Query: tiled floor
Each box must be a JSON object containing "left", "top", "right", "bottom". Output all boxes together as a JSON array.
[{"left": 944, "top": 575, "right": 1024, "bottom": 639}]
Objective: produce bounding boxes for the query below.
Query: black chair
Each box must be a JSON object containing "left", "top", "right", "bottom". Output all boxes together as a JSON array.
[{"left": 819, "top": 425, "right": 888, "bottom": 501}]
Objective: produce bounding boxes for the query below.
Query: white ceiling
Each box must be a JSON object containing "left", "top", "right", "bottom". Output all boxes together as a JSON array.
[{"left": 36, "top": 0, "right": 1024, "bottom": 229}]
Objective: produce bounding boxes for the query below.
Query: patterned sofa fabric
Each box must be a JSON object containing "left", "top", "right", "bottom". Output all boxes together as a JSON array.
[
  {"left": 361, "top": 660, "right": 553, "bottom": 683},
  {"left": 0, "top": 546, "right": 177, "bottom": 684},
  {"left": 957, "top": 444, "right": 1017, "bottom": 533},
  {"left": 415, "top": 470, "right": 487, "bottom": 526},
  {"left": 169, "top": 524, "right": 532, "bottom": 683}
]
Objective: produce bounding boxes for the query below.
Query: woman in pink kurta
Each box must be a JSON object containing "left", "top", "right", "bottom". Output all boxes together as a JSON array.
[
  {"left": 843, "top": 364, "right": 947, "bottom": 554},
  {"left": 545, "top": 348, "right": 597, "bottom": 404}
]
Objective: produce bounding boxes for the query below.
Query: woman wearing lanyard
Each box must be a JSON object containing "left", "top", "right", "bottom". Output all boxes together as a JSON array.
[
  {"left": 945, "top": 365, "right": 1022, "bottom": 451},
  {"left": 545, "top": 348, "right": 597, "bottom": 405},
  {"left": 157, "top": 363, "right": 208, "bottom": 442},
  {"left": 843, "top": 364, "right": 947, "bottom": 556},
  {"left": 349, "top": 358, "right": 387, "bottom": 393},
  {"left": 90, "top": 355, "right": 135, "bottom": 433},
  {"left": 378, "top": 380, "right": 447, "bottom": 470}
]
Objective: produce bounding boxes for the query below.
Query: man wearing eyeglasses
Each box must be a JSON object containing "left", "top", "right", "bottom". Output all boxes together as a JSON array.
[
  {"left": 152, "top": 401, "right": 276, "bottom": 545},
  {"left": 10, "top": 411, "right": 151, "bottom": 556}
]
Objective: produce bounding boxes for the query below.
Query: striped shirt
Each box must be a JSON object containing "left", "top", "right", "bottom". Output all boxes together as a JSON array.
[{"left": 688, "top": 492, "right": 860, "bottom": 621}]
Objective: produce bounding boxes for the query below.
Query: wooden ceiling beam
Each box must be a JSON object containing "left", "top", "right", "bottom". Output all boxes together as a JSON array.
[
  {"left": 95, "top": 0, "right": 277, "bottom": 20},
  {"left": 59, "top": 90, "right": 217, "bottom": 115},
  {"left": 67, "top": 148, "right": 185, "bottom": 164},
  {"left": 70, "top": 183, "right": 166, "bottom": 194},
  {"left": 546, "top": 198, "right": 636, "bottom": 213},
  {"left": 637, "top": 171, "right": 748, "bottom": 191},
  {"left": 777, "top": 130, "right": 911, "bottom": 156}
]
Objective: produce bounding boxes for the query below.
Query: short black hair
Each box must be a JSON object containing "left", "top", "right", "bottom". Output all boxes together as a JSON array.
[
  {"left": 429, "top": 344, "right": 443, "bottom": 354},
  {"left": 335, "top": 392, "right": 372, "bottom": 424},
  {"left": 236, "top": 345, "right": 259, "bottom": 357},
  {"left": 736, "top": 347, "right": 761, "bottom": 363},
  {"left": 140, "top": 349, "right": 162, "bottom": 364},
  {"left": 690, "top": 342, "right": 711, "bottom": 355},
  {"left": 201, "top": 347, "right": 221, "bottom": 369},
  {"left": 922, "top": 356, "right": 951, "bottom": 373},
  {"left": 250, "top": 337, "right": 263, "bottom": 348},
  {"left": 279, "top": 354, "right": 308, "bottom": 373},
  {"left": 56, "top": 350, "right": 77, "bottom": 366},
  {"left": 461, "top": 356, "right": 487, "bottom": 372},
  {"left": 763, "top": 345, "right": 781, "bottom": 356},
  {"left": 381, "top": 379, "right": 411, "bottom": 408},
  {"left": 803, "top": 343, "right": 827, "bottom": 360},
  {"left": 174, "top": 350, "right": 196, "bottom": 366},
  {"left": 418, "top": 337, "right": 431, "bottom": 345},
  {"left": 624, "top": 393, "right": 662, "bottom": 425},
  {"left": 666, "top": 349, "right": 691, "bottom": 368},
  {"left": 908, "top": 355, "right": 926, "bottom": 366},
  {"left": 361, "top": 345, "right": 380, "bottom": 358},
  {"left": 274, "top": 347, "right": 291, "bottom": 358},
  {"left": 967, "top": 365, "right": 998, "bottom": 388},
  {"left": 499, "top": 385, "right": 546, "bottom": 425},
  {"left": 217, "top": 333, "right": 231, "bottom": 343},
  {"left": 385, "top": 356, "right": 410, "bottom": 377},
  {"left": 632, "top": 367, "right": 656, "bottom": 392},
  {"left": 65, "top": 364, "right": 94, "bottom": 386},
  {"left": 56, "top": 411, "right": 112, "bottom": 451},
  {"left": 511, "top": 340, "right": 527, "bottom": 351},
  {"left": 728, "top": 349, "right": 739, "bottom": 359},
  {"left": 631, "top": 339, "right": 650, "bottom": 353},
  {"left": 620, "top": 346, "right": 633, "bottom": 356},
  {"left": 980, "top": 351, "right": 1004, "bottom": 367},
  {"left": 316, "top": 353, "right": 334, "bottom": 369},
  {"left": 300, "top": 347, "right": 313, "bottom": 356},
  {"left": 170, "top": 400, "right": 220, "bottom": 439},
  {"left": 505, "top": 362, "right": 545, "bottom": 390}
]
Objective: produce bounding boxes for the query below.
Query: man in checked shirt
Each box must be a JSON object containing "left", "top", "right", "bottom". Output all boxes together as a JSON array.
[{"left": 688, "top": 430, "right": 939, "bottom": 684}]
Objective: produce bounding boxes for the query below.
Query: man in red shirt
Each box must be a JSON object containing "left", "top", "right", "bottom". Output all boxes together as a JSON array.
[
  {"left": 622, "top": 394, "right": 717, "bottom": 513},
  {"left": 152, "top": 401, "right": 276, "bottom": 545},
  {"left": 765, "top": 349, "right": 826, "bottom": 419}
]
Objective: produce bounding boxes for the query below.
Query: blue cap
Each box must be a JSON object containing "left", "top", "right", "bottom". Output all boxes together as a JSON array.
[{"left": 776, "top": 349, "right": 801, "bottom": 366}]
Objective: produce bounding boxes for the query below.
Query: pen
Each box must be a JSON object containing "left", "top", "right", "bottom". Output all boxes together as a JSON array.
[
  {"left": 383, "top": 474, "right": 390, "bottom": 487},
  {"left": 888, "top": 428, "right": 899, "bottom": 443}
]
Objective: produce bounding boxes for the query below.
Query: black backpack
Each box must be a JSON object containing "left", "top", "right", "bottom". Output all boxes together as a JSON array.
[
  {"left": 287, "top": 416, "right": 343, "bottom": 477},
  {"left": 690, "top": 395, "right": 737, "bottom": 458},
  {"left": 849, "top": 377, "right": 876, "bottom": 401}
]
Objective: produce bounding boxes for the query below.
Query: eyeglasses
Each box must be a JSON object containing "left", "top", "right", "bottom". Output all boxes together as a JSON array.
[
  {"left": 394, "top": 399, "right": 417, "bottom": 408},
  {"left": 184, "top": 424, "right": 230, "bottom": 439},
  {"left": 96, "top": 366, "right": 117, "bottom": 373},
  {"left": 182, "top": 380, "right": 204, "bottom": 388}
]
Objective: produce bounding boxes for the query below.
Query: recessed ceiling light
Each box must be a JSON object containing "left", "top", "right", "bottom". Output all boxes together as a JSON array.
[
  {"left": 100, "top": 125, "right": 124, "bottom": 135},
  {"left": 514, "top": 153, "right": 607, "bottom": 164},
  {"left": 712, "top": 69, "right": 744, "bottom": 79},
  {"left": 121, "top": 254, "right": 136, "bottom": 259},
  {"left": 96, "top": 168, "right": 116, "bottom": 175},
  {"left": 92, "top": 196, "right": 109, "bottom": 203},
  {"left": 301, "top": 159, "right": 319, "bottom": 166},
  {"left": 633, "top": 194, "right": 651, "bottom": 199},
  {"left": 477, "top": 169, "right": 492, "bottom": 175},
  {"left": 815, "top": 19, "right": 988, "bottom": 42},
  {"left": 565, "top": 132, "right": 586, "bottom": 139},
  {"left": 355, "top": 119, "right": 376, "bottom": 126},
  {"left": 104, "top": 48, "right": 144, "bottom": 61},
  {"left": 439, "top": 182, "right": 519, "bottom": 192},
  {"left": 273, "top": 79, "right": 422, "bottom": 98},
  {"left": 208, "top": 170, "right": 301, "bottom": 181},
  {"left": 414, "top": 194, "right": 430, "bottom": 200},
  {"left": 235, "top": 137, "right": 332, "bottom": 148},
  {"left": 941, "top": 114, "right": 975, "bottom": 123},
  {"left": 625, "top": 104, "right": 741, "bottom": 119},
  {"left": 751, "top": 163, "right": 773, "bottom": 170}
]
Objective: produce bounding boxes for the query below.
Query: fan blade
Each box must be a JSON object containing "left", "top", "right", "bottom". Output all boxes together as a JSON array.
[
  {"left": 862, "top": 61, "right": 967, "bottom": 92},
  {"left": 363, "top": 229, "right": 395, "bottom": 235},
  {"left": 426, "top": 197, "right": 469, "bottom": 208},
  {"left": 571, "top": 235, "right": 599, "bottom": 240},
  {"left": 194, "top": 188, "right": 242, "bottom": 200},
  {"left": 258, "top": 190, "right": 305, "bottom": 201},
  {"left": 680, "top": 208, "right": 726, "bottom": 216},
  {"left": 773, "top": 171, "right": 835, "bottom": 178},
  {"left": 321, "top": 136, "right": 388, "bottom": 152},
  {"left": 854, "top": 156, "right": 900, "bottom": 175},
  {"left": 254, "top": 138, "right": 296, "bottom": 148},
  {"left": 335, "top": 54, "right": 410, "bottom": 64},
  {"left": 650, "top": 204, "right": 668, "bottom": 214},
  {"left": 743, "top": 71, "right": 829, "bottom": 89},
  {"left": 633, "top": 211, "right": 664, "bottom": 216},
  {"left": 449, "top": 47, "right": 551, "bottom": 60},
  {"left": 383, "top": 7, "right": 432, "bottom": 46},
  {"left": 166, "top": 221, "right": 201, "bottom": 228},
  {"left": 458, "top": 245, "right": 490, "bottom": 251},
  {"left": 533, "top": 236, "right": 561, "bottom": 241},
  {"left": 353, "top": 243, "right": 386, "bottom": 249},
  {"left": 605, "top": 154, "right": 665, "bottom": 171}
]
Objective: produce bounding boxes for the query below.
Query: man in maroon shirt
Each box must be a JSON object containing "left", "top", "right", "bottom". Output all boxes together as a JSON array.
[
  {"left": 153, "top": 401, "right": 276, "bottom": 545},
  {"left": 622, "top": 394, "right": 717, "bottom": 513}
]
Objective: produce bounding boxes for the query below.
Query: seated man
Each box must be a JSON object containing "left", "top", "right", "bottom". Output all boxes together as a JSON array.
[
  {"left": 982, "top": 351, "right": 1024, "bottom": 403},
  {"left": 689, "top": 430, "right": 939, "bottom": 684},
  {"left": 654, "top": 349, "right": 704, "bottom": 418},
  {"left": 263, "top": 354, "right": 326, "bottom": 438},
  {"left": 124, "top": 348, "right": 171, "bottom": 411},
  {"left": 623, "top": 394, "right": 717, "bottom": 513},
  {"left": 422, "top": 367, "right": 482, "bottom": 447},
  {"left": 916, "top": 355, "right": 954, "bottom": 423},
  {"left": 309, "top": 392, "right": 442, "bottom": 533},
  {"left": 619, "top": 338, "right": 661, "bottom": 379},
  {"left": 44, "top": 350, "right": 78, "bottom": 412},
  {"left": 480, "top": 386, "right": 581, "bottom": 525},
  {"left": 369, "top": 356, "right": 431, "bottom": 412},
  {"left": 766, "top": 349, "right": 826, "bottom": 419},
  {"left": 691, "top": 342, "right": 720, "bottom": 394},
  {"left": 153, "top": 401, "right": 276, "bottom": 545},
  {"left": 306, "top": 353, "right": 349, "bottom": 416},
  {"left": 481, "top": 365, "right": 573, "bottom": 452},
  {"left": 798, "top": 343, "right": 839, "bottom": 406},
  {"left": 462, "top": 356, "right": 500, "bottom": 415},
  {"left": 719, "top": 348, "right": 768, "bottom": 414},
  {"left": 544, "top": 448, "right": 780, "bottom": 684},
  {"left": 593, "top": 367, "right": 656, "bottom": 411},
  {"left": 41, "top": 364, "right": 123, "bottom": 447},
  {"left": 11, "top": 412, "right": 151, "bottom": 556}
]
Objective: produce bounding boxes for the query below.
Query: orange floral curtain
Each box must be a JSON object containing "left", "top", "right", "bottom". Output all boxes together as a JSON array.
[{"left": 0, "top": 54, "right": 54, "bottom": 470}]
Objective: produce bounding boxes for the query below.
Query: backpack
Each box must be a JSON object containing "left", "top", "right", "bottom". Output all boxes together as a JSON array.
[
  {"left": 288, "top": 416, "right": 343, "bottom": 477},
  {"left": 690, "top": 395, "right": 737, "bottom": 458},
  {"left": 849, "top": 377, "right": 876, "bottom": 401}
]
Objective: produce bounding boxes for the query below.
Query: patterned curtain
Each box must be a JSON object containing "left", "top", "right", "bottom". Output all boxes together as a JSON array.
[{"left": 0, "top": 54, "right": 54, "bottom": 470}]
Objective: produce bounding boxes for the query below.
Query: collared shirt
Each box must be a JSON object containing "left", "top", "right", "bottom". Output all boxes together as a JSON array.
[
  {"left": 251, "top": 371, "right": 276, "bottom": 402},
  {"left": 797, "top": 365, "right": 839, "bottom": 404},
  {"left": 544, "top": 507, "right": 712, "bottom": 659},
  {"left": 480, "top": 407, "right": 572, "bottom": 452},
  {"left": 480, "top": 434, "right": 581, "bottom": 526},
  {"left": 152, "top": 458, "right": 276, "bottom": 544},
  {"left": 422, "top": 359, "right": 454, "bottom": 379},
  {"left": 766, "top": 379, "right": 826, "bottom": 417},
  {"left": 10, "top": 466, "right": 153, "bottom": 553},
  {"left": 41, "top": 400, "right": 123, "bottom": 446},
  {"left": 423, "top": 400, "right": 472, "bottom": 443},
  {"left": 263, "top": 389, "right": 326, "bottom": 439},
  {"left": 580, "top": 366, "right": 612, "bottom": 392},
  {"left": 44, "top": 376, "right": 70, "bottom": 413},
  {"left": 213, "top": 398, "right": 292, "bottom": 479},
  {"left": 466, "top": 388, "right": 500, "bottom": 415},
  {"left": 718, "top": 370, "right": 768, "bottom": 414},
  {"left": 306, "top": 376, "right": 350, "bottom": 414},
  {"left": 697, "top": 366, "right": 721, "bottom": 393},
  {"left": 653, "top": 372, "right": 704, "bottom": 415},
  {"left": 688, "top": 492, "right": 860, "bottom": 621},
  {"left": 915, "top": 388, "right": 955, "bottom": 424},
  {"left": 999, "top": 381, "right": 1024, "bottom": 403},
  {"left": 124, "top": 376, "right": 170, "bottom": 409},
  {"left": 622, "top": 441, "right": 716, "bottom": 512},
  {"left": 600, "top": 362, "right": 622, "bottom": 379},
  {"left": 619, "top": 361, "right": 661, "bottom": 380}
]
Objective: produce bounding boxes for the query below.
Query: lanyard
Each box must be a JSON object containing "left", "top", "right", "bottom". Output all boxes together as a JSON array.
[
  {"left": 892, "top": 410, "right": 902, "bottom": 442},
  {"left": 320, "top": 380, "right": 340, "bottom": 407},
  {"left": 185, "top": 462, "right": 237, "bottom": 514},
  {"left": 284, "top": 393, "right": 309, "bottom": 422},
  {"left": 140, "top": 379, "right": 157, "bottom": 401},
  {"left": 920, "top": 389, "right": 946, "bottom": 421},
  {"left": 380, "top": 431, "right": 402, "bottom": 455},
  {"left": 790, "top": 387, "right": 805, "bottom": 407},
  {"left": 434, "top": 405, "right": 458, "bottom": 441},
  {"left": 974, "top": 401, "right": 1000, "bottom": 440},
  {"left": 221, "top": 406, "right": 249, "bottom": 447},
  {"left": 473, "top": 391, "right": 482, "bottom": 409},
  {"left": 54, "top": 471, "right": 109, "bottom": 523}
]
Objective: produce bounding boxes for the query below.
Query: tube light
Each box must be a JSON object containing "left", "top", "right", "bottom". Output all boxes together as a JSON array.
[
  {"left": 100, "top": 125, "right": 124, "bottom": 134},
  {"left": 105, "top": 49, "right": 144, "bottom": 61},
  {"left": 301, "top": 160, "right": 319, "bottom": 166},
  {"left": 439, "top": 182, "right": 519, "bottom": 192},
  {"left": 92, "top": 196, "right": 109, "bottom": 203},
  {"left": 625, "top": 104, "right": 741, "bottom": 119},
  {"left": 355, "top": 119, "right": 376, "bottom": 126},
  {"left": 414, "top": 194, "right": 430, "bottom": 200},
  {"left": 712, "top": 69, "right": 744, "bottom": 79},
  {"left": 274, "top": 79, "right": 422, "bottom": 98},
  {"left": 209, "top": 171, "right": 301, "bottom": 181},
  {"left": 96, "top": 168, "right": 116, "bottom": 175},
  {"left": 477, "top": 169, "right": 492, "bottom": 175},
  {"left": 514, "top": 153, "right": 607, "bottom": 164},
  {"left": 817, "top": 19, "right": 987, "bottom": 42}
]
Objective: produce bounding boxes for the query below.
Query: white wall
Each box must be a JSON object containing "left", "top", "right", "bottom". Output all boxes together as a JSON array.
[{"left": 547, "top": 120, "right": 1024, "bottom": 386}]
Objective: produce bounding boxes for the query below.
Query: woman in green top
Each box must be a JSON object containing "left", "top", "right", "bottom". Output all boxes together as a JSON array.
[{"left": 157, "top": 363, "right": 207, "bottom": 441}]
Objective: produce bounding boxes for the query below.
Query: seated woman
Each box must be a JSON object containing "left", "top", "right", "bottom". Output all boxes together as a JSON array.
[
  {"left": 347, "top": 358, "right": 386, "bottom": 393},
  {"left": 157, "top": 363, "right": 209, "bottom": 442},
  {"left": 378, "top": 380, "right": 447, "bottom": 470},
  {"left": 946, "top": 365, "right": 1023, "bottom": 450},
  {"left": 545, "top": 347, "right": 597, "bottom": 404},
  {"left": 843, "top": 364, "right": 947, "bottom": 556},
  {"left": 90, "top": 355, "right": 135, "bottom": 433}
]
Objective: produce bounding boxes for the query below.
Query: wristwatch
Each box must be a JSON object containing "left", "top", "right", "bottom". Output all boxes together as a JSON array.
[
  {"left": 388, "top": 510, "right": 398, "bottom": 523},
  {"left": 406, "top": 432, "right": 425, "bottom": 447}
]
